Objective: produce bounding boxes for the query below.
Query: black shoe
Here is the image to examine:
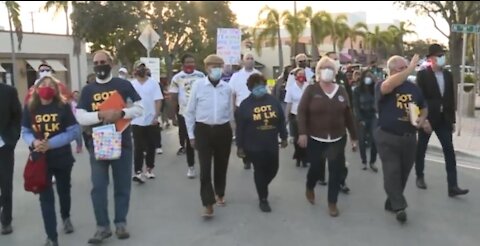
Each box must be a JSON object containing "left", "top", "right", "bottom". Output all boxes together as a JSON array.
[
  {"left": 88, "top": 229, "right": 112, "bottom": 244},
  {"left": 318, "top": 180, "right": 327, "bottom": 186},
  {"left": 1, "top": 225, "right": 13, "bottom": 235},
  {"left": 384, "top": 199, "right": 394, "bottom": 213},
  {"left": 44, "top": 239, "right": 58, "bottom": 246},
  {"left": 396, "top": 210, "right": 407, "bottom": 223},
  {"left": 244, "top": 162, "right": 251, "bottom": 170},
  {"left": 416, "top": 177, "right": 427, "bottom": 190},
  {"left": 296, "top": 159, "right": 300, "bottom": 167},
  {"left": 63, "top": 218, "right": 74, "bottom": 234},
  {"left": 302, "top": 161, "right": 308, "bottom": 168},
  {"left": 340, "top": 185, "right": 350, "bottom": 194},
  {"left": 370, "top": 163, "right": 378, "bottom": 173},
  {"left": 177, "top": 147, "right": 186, "bottom": 156},
  {"left": 259, "top": 200, "right": 272, "bottom": 213},
  {"left": 448, "top": 187, "right": 469, "bottom": 197}
]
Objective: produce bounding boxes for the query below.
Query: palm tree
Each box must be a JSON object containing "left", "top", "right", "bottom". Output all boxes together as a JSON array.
[
  {"left": 365, "top": 25, "right": 392, "bottom": 61},
  {"left": 281, "top": 10, "right": 306, "bottom": 59},
  {"left": 299, "top": 7, "right": 329, "bottom": 61},
  {"left": 5, "top": 1, "right": 23, "bottom": 86},
  {"left": 387, "top": 21, "right": 415, "bottom": 56},
  {"left": 43, "top": 1, "right": 70, "bottom": 35},
  {"left": 321, "top": 13, "right": 349, "bottom": 53},
  {"left": 346, "top": 22, "right": 369, "bottom": 50},
  {"left": 253, "top": 6, "right": 284, "bottom": 70}
]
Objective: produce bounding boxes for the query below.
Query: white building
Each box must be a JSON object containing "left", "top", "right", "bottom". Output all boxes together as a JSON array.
[{"left": 0, "top": 31, "right": 88, "bottom": 102}]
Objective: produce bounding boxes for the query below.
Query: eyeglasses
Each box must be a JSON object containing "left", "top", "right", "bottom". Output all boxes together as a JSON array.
[
  {"left": 298, "top": 60, "right": 306, "bottom": 63},
  {"left": 436, "top": 54, "right": 445, "bottom": 58},
  {"left": 39, "top": 69, "right": 51, "bottom": 72},
  {"left": 93, "top": 60, "right": 108, "bottom": 66}
]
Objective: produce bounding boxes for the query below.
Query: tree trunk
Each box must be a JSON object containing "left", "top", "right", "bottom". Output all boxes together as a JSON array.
[
  {"left": 277, "top": 27, "right": 284, "bottom": 70},
  {"left": 449, "top": 32, "right": 464, "bottom": 101},
  {"left": 8, "top": 9, "right": 17, "bottom": 87}
]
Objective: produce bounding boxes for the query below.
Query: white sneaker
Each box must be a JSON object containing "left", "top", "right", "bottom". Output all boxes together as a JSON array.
[
  {"left": 156, "top": 148, "right": 163, "bottom": 155},
  {"left": 132, "top": 172, "right": 145, "bottom": 184},
  {"left": 145, "top": 169, "right": 156, "bottom": 179},
  {"left": 187, "top": 167, "right": 196, "bottom": 179}
]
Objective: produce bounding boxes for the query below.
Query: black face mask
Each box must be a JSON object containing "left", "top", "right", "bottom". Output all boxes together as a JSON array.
[{"left": 94, "top": 64, "right": 112, "bottom": 80}]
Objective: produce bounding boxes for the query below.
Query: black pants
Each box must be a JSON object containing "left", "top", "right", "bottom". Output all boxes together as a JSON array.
[
  {"left": 132, "top": 125, "right": 158, "bottom": 173},
  {"left": 289, "top": 114, "right": 307, "bottom": 164},
  {"left": 40, "top": 165, "right": 73, "bottom": 242},
  {"left": 155, "top": 125, "right": 162, "bottom": 149},
  {"left": 319, "top": 139, "right": 348, "bottom": 185},
  {"left": 306, "top": 137, "right": 347, "bottom": 204},
  {"left": 195, "top": 122, "right": 232, "bottom": 206},
  {"left": 246, "top": 149, "right": 279, "bottom": 200},
  {"left": 178, "top": 113, "right": 187, "bottom": 148},
  {"left": 415, "top": 117, "right": 457, "bottom": 187},
  {"left": 375, "top": 128, "right": 416, "bottom": 211},
  {"left": 178, "top": 114, "right": 195, "bottom": 167},
  {"left": 359, "top": 118, "right": 378, "bottom": 164},
  {"left": 0, "top": 145, "right": 14, "bottom": 227}
]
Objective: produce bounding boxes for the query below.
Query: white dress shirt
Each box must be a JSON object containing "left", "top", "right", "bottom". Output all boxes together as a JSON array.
[
  {"left": 434, "top": 70, "right": 445, "bottom": 97},
  {"left": 185, "top": 77, "right": 232, "bottom": 139},
  {"left": 286, "top": 67, "right": 314, "bottom": 91},
  {"left": 131, "top": 77, "right": 164, "bottom": 126},
  {"left": 230, "top": 68, "right": 261, "bottom": 107},
  {"left": 284, "top": 82, "right": 308, "bottom": 115},
  {"left": 169, "top": 70, "right": 205, "bottom": 115}
]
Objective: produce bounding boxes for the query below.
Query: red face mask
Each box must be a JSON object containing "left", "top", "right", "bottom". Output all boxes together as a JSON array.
[
  {"left": 37, "top": 87, "right": 56, "bottom": 100},
  {"left": 296, "top": 75, "right": 306, "bottom": 83},
  {"left": 183, "top": 65, "right": 195, "bottom": 74}
]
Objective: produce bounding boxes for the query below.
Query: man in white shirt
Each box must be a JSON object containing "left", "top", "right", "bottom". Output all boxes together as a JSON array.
[
  {"left": 230, "top": 53, "right": 261, "bottom": 169},
  {"left": 185, "top": 54, "right": 232, "bottom": 218},
  {"left": 130, "top": 61, "right": 163, "bottom": 183},
  {"left": 169, "top": 54, "right": 205, "bottom": 178},
  {"left": 285, "top": 53, "right": 314, "bottom": 91}
]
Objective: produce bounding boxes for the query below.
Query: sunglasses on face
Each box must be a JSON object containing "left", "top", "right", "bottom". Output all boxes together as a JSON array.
[
  {"left": 39, "top": 69, "right": 51, "bottom": 72},
  {"left": 93, "top": 60, "right": 108, "bottom": 66}
]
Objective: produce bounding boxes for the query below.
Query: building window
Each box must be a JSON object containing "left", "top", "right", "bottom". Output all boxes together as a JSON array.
[{"left": 26, "top": 63, "right": 37, "bottom": 88}]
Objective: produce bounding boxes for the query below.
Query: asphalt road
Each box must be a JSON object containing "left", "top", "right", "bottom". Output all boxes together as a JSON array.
[{"left": 1, "top": 127, "right": 479, "bottom": 246}]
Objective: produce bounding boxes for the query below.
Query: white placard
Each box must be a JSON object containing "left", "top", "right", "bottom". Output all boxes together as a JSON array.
[
  {"left": 216, "top": 28, "right": 241, "bottom": 65},
  {"left": 140, "top": 57, "right": 161, "bottom": 82}
]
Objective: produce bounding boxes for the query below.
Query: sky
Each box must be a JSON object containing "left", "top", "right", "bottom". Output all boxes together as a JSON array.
[{"left": 0, "top": 1, "right": 450, "bottom": 45}]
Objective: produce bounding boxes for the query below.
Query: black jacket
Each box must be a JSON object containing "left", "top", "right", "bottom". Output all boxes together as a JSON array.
[
  {"left": 416, "top": 67, "right": 456, "bottom": 127},
  {"left": 0, "top": 83, "right": 22, "bottom": 147}
]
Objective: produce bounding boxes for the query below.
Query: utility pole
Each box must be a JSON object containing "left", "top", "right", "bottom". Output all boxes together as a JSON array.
[
  {"left": 30, "top": 11, "right": 35, "bottom": 33},
  {"left": 293, "top": 1, "right": 297, "bottom": 58},
  {"left": 7, "top": 8, "right": 17, "bottom": 87}
]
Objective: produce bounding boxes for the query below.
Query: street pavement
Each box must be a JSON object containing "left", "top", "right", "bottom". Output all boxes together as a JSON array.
[{"left": 1, "top": 127, "right": 479, "bottom": 246}]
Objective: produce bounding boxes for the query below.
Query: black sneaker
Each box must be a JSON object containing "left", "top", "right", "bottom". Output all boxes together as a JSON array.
[
  {"left": 1, "top": 225, "right": 13, "bottom": 235},
  {"left": 396, "top": 210, "right": 407, "bottom": 223},
  {"left": 259, "top": 200, "right": 272, "bottom": 213},
  {"left": 177, "top": 147, "right": 186, "bottom": 155},
  {"left": 244, "top": 162, "right": 251, "bottom": 170},
  {"left": 340, "top": 185, "right": 350, "bottom": 194},
  {"left": 384, "top": 199, "right": 394, "bottom": 213},
  {"left": 87, "top": 229, "right": 112, "bottom": 244},
  {"left": 318, "top": 180, "right": 327, "bottom": 186}
]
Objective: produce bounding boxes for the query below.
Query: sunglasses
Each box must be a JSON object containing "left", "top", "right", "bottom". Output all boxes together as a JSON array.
[
  {"left": 93, "top": 60, "right": 108, "bottom": 66},
  {"left": 39, "top": 69, "right": 51, "bottom": 72}
]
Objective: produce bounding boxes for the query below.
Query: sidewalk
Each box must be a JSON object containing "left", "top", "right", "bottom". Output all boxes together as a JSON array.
[{"left": 428, "top": 95, "right": 480, "bottom": 157}]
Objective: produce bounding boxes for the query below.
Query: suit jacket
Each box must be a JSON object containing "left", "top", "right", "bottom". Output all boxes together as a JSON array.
[
  {"left": 416, "top": 67, "right": 456, "bottom": 127},
  {"left": 0, "top": 83, "right": 22, "bottom": 147}
]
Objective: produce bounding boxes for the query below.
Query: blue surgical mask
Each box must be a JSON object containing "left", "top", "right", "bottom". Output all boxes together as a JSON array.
[
  {"left": 436, "top": 56, "right": 446, "bottom": 67},
  {"left": 364, "top": 77, "right": 373, "bottom": 85},
  {"left": 252, "top": 85, "right": 268, "bottom": 97},
  {"left": 209, "top": 68, "right": 223, "bottom": 81}
]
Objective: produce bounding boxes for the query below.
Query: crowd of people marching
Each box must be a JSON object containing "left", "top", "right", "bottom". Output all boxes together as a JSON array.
[{"left": 0, "top": 43, "right": 470, "bottom": 246}]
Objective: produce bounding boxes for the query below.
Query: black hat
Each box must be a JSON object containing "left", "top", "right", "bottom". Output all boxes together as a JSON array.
[{"left": 427, "top": 44, "right": 445, "bottom": 57}]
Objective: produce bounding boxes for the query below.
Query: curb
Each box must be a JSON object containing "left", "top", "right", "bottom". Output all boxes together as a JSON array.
[{"left": 428, "top": 144, "right": 480, "bottom": 159}]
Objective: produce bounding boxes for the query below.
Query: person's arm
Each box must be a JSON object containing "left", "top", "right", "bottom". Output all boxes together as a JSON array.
[
  {"left": 168, "top": 77, "right": 180, "bottom": 115},
  {"left": 235, "top": 104, "right": 245, "bottom": 149},
  {"left": 21, "top": 107, "right": 36, "bottom": 147},
  {"left": 380, "top": 54, "right": 419, "bottom": 95},
  {"left": 284, "top": 89, "right": 293, "bottom": 122},
  {"left": 296, "top": 85, "right": 311, "bottom": 136},
  {"left": 352, "top": 88, "right": 363, "bottom": 123},
  {"left": 185, "top": 81, "right": 199, "bottom": 140},
  {"left": 9, "top": 87, "right": 22, "bottom": 142},
  {"left": 277, "top": 100, "right": 288, "bottom": 141},
  {"left": 153, "top": 82, "right": 164, "bottom": 124},
  {"left": 47, "top": 125, "right": 81, "bottom": 149}
]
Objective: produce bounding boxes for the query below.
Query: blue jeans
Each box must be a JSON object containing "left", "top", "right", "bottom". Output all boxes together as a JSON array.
[
  {"left": 88, "top": 147, "right": 132, "bottom": 230},
  {"left": 40, "top": 165, "right": 73, "bottom": 243}
]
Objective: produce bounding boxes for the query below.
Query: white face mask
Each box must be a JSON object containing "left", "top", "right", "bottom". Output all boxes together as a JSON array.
[
  {"left": 320, "top": 69, "right": 335, "bottom": 82},
  {"left": 436, "top": 56, "right": 446, "bottom": 67},
  {"left": 39, "top": 71, "right": 52, "bottom": 79},
  {"left": 364, "top": 77, "right": 373, "bottom": 85}
]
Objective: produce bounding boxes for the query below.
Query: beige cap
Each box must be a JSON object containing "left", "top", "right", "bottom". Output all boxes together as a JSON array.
[
  {"left": 295, "top": 53, "right": 307, "bottom": 62},
  {"left": 204, "top": 54, "right": 224, "bottom": 66},
  {"left": 133, "top": 60, "right": 146, "bottom": 68}
]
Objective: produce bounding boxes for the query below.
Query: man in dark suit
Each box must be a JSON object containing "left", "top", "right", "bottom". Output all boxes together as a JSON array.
[
  {"left": 0, "top": 83, "right": 22, "bottom": 235},
  {"left": 415, "top": 44, "right": 469, "bottom": 197}
]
